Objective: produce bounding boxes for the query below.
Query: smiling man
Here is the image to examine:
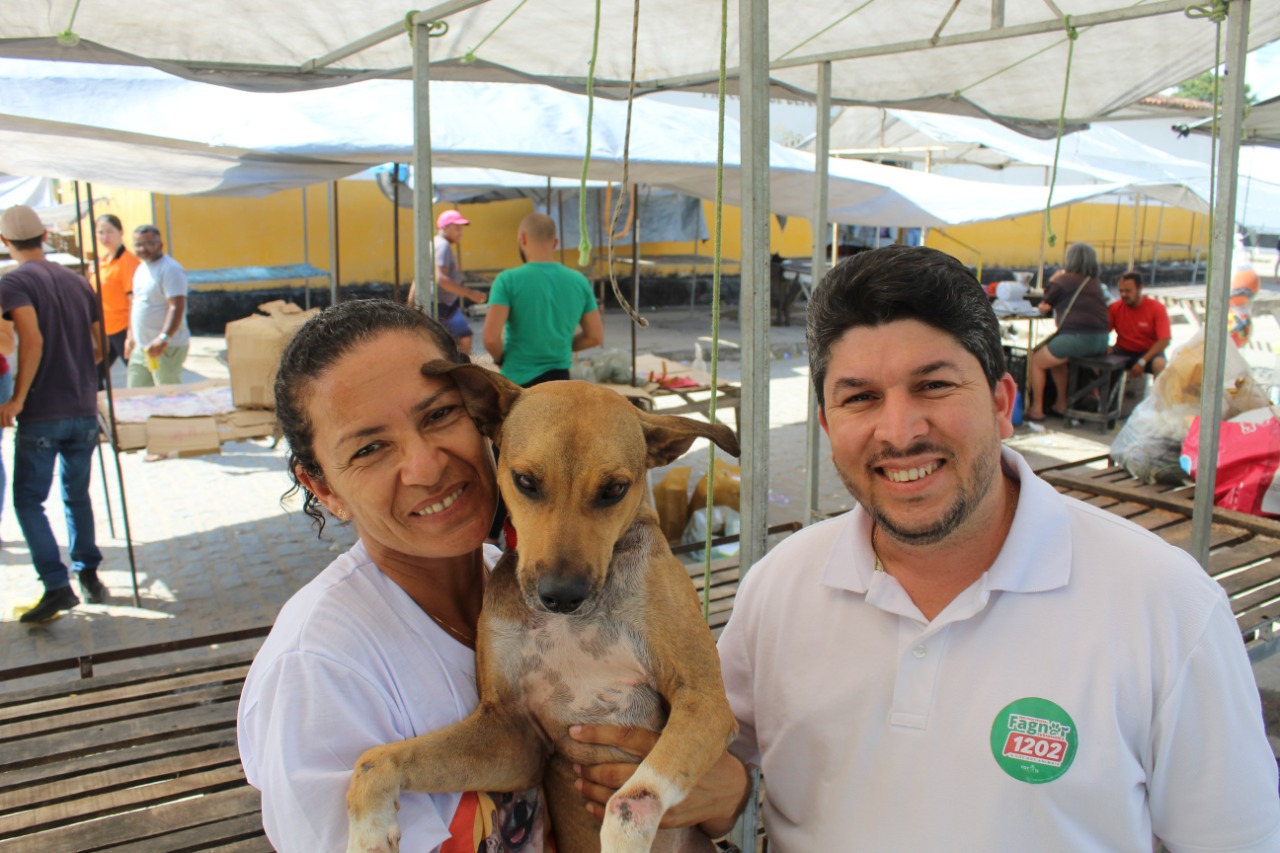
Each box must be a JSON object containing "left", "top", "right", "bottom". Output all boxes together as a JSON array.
[{"left": 710, "top": 245, "right": 1280, "bottom": 851}]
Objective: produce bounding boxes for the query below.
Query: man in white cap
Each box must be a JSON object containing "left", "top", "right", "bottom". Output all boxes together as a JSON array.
[
  {"left": 0, "top": 205, "right": 107, "bottom": 621},
  {"left": 407, "top": 209, "right": 488, "bottom": 354}
]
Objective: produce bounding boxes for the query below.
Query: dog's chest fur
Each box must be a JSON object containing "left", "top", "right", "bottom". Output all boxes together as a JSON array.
[
  {"left": 488, "top": 545, "right": 667, "bottom": 756},
  {"left": 518, "top": 616, "right": 660, "bottom": 727}
]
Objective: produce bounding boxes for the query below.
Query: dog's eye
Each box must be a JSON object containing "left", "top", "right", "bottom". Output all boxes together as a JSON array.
[
  {"left": 513, "top": 472, "right": 539, "bottom": 497},
  {"left": 598, "top": 481, "right": 629, "bottom": 506}
]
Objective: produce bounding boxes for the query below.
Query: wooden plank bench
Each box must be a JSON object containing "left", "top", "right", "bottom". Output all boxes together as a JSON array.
[
  {"left": 1038, "top": 456, "right": 1280, "bottom": 662},
  {"left": 0, "top": 632, "right": 271, "bottom": 852},
  {"left": 0, "top": 523, "right": 799, "bottom": 851},
  {"left": 672, "top": 521, "right": 802, "bottom": 637}
]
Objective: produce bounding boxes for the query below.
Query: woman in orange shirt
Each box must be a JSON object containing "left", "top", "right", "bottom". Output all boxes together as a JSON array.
[{"left": 87, "top": 214, "right": 141, "bottom": 382}]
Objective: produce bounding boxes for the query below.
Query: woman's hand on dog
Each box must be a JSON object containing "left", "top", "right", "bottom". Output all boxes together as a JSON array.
[{"left": 569, "top": 724, "right": 750, "bottom": 838}]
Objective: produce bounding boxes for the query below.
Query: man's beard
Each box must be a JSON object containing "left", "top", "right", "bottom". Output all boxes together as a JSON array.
[{"left": 835, "top": 443, "right": 1001, "bottom": 547}]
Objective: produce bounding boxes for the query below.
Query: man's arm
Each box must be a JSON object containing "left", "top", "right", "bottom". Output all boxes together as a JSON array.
[
  {"left": 437, "top": 267, "right": 488, "bottom": 304},
  {"left": 0, "top": 306, "right": 42, "bottom": 427},
  {"left": 572, "top": 309, "right": 605, "bottom": 352},
  {"left": 1129, "top": 336, "right": 1171, "bottom": 377},
  {"left": 482, "top": 304, "right": 509, "bottom": 365},
  {"left": 90, "top": 321, "right": 103, "bottom": 365},
  {"left": 145, "top": 295, "right": 186, "bottom": 358}
]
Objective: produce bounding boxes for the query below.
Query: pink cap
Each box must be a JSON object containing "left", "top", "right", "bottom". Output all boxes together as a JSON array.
[{"left": 436, "top": 210, "right": 470, "bottom": 228}]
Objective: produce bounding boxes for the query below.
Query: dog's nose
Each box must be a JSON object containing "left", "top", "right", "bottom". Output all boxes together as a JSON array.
[{"left": 538, "top": 574, "right": 590, "bottom": 613}]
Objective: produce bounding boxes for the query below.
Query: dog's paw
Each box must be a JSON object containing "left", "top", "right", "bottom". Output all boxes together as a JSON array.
[
  {"left": 346, "top": 802, "right": 402, "bottom": 853},
  {"left": 599, "top": 787, "right": 664, "bottom": 853}
]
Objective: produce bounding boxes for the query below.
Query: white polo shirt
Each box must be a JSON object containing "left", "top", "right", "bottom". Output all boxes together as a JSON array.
[{"left": 719, "top": 448, "right": 1280, "bottom": 852}]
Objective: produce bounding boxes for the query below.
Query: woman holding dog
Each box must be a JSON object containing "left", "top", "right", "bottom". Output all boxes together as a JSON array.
[{"left": 237, "top": 300, "right": 552, "bottom": 852}]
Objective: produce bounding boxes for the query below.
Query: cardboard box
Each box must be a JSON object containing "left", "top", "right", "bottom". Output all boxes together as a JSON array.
[
  {"left": 225, "top": 300, "right": 318, "bottom": 409},
  {"left": 654, "top": 466, "right": 692, "bottom": 543},
  {"left": 689, "top": 462, "right": 741, "bottom": 514},
  {"left": 98, "top": 379, "right": 278, "bottom": 456}
]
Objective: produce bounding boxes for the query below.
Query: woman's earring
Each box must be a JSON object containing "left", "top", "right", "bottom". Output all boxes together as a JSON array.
[{"left": 335, "top": 508, "right": 348, "bottom": 520}]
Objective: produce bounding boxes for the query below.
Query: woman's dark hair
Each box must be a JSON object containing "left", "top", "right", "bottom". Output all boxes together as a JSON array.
[
  {"left": 807, "top": 244, "right": 1006, "bottom": 407},
  {"left": 96, "top": 214, "right": 123, "bottom": 233},
  {"left": 276, "top": 298, "right": 468, "bottom": 533}
]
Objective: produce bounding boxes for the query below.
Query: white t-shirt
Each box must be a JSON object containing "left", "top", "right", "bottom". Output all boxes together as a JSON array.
[
  {"left": 238, "top": 540, "right": 550, "bottom": 853},
  {"left": 130, "top": 254, "right": 190, "bottom": 346},
  {"left": 719, "top": 448, "right": 1280, "bottom": 853}
]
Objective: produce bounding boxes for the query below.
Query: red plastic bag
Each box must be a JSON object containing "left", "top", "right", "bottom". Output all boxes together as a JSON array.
[{"left": 1182, "top": 409, "right": 1280, "bottom": 517}]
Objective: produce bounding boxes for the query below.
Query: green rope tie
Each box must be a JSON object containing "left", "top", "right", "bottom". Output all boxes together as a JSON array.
[
  {"left": 403, "top": 12, "right": 449, "bottom": 43},
  {"left": 1041, "top": 16, "right": 1079, "bottom": 250},
  {"left": 702, "top": 0, "right": 730, "bottom": 623},
  {"left": 57, "top": 0, "right": 83, "bottom": 46},
  {"left": 1186, "top": 1, "right": 1228, "bottom": 24},
  {"left": 579, "top": 0, "right": 603, "bottom": 267},
  {"left": 462, "top": 0, "right": 529, "bottom": 63}
]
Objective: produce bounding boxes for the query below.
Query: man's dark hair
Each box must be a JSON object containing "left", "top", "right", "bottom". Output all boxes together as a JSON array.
[
  {"left": 7, "top": 235, "right": 42, "bottom": 251},
  {"left": 276, "top": 298, "right": 468, "bottom": 533},
  {"left": 133, "top": 224, "right": 161, "bottom": 239},
  {"left": 806, "top": 244, "right": 1006, "bottom": 407},
  {"left": 1118, "top": 270, "right": 1144, "bottom": 288}
]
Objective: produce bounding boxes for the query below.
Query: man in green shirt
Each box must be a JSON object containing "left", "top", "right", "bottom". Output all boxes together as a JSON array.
[{"left": 482, "top": 213, "right": 604, "bottom": 387}]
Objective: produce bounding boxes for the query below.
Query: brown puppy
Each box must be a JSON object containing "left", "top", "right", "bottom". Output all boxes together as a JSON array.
[{"left": 346, "top": 364, "right": 740, "bottom": 853}]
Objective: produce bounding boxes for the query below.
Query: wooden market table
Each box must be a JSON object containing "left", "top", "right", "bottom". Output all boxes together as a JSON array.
[
  {"left": 0, "top": 630, "right": 272, "bottom": 852},
  {"left": 1039, "top": 456, "right": 1280, "bottom": 662}
]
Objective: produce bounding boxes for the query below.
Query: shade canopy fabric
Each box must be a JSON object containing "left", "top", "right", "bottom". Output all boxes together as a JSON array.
[
  {"left": 1200, "top": 93, "right": 1280, "bottom": 147},
  {"left": 0, "top": 59, "right": 1114, "bottom": 226},
  {"left": 808, "top": 106, "right": 1280, "bottom": 230},
  {"left": 3, "top": 1, "right": 1279, "bottom": 132}
]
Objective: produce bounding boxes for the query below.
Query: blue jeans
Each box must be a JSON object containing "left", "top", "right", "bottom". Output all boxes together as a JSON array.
[
  {"left": 0, "top": 368, "right": 11, "bottom": 524},
  {"left": 13, "top": 416, "right": 101, "bottom": 591}
]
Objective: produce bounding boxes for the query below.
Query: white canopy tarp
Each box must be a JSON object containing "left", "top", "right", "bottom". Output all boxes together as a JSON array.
[
  {"left": 3, "top": 2, "right": 1279, "bottom": 131},
  {"left": 808, "top": 107, "right": 1280, "bottom": 229},
  {"left": 1196, "top": 92, "right": 1280, "bottom": 147},
  {"left": 0, "top": 59, "right": 1115, "bottom": 226}
]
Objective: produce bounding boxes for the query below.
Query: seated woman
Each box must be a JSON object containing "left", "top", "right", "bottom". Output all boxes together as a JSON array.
[
  {"left": 237, "top": 299, "right": 552, "bottom": 852},
  {"left": 1027, "top": 242, "right": 1111, "bottom": 420}
]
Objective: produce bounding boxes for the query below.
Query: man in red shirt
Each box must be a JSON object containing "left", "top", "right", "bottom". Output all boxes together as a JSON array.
[{"left": 1108, "top": 271, "right": 1171, "bottom": 378}]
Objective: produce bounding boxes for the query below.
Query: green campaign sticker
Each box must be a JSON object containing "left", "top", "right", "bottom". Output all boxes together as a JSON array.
[{"left": 990, "top": 697, "right": 1078, "bottom": 784}]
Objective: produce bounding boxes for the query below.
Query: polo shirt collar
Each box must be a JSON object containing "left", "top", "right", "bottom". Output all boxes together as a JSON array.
[{"left": 819, "top": 447, "right": 1073, "bottom": 597}]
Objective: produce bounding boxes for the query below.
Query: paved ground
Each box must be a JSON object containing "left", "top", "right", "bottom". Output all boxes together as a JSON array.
[{"left": 1, "top": 296, "right": 1275, "bottom": 749}]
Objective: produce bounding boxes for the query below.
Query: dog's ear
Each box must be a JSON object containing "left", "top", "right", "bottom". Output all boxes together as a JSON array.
[
  {"left": 637, "top": 411, "right": 740, "bottom": 467},
  {"left": 422, "top": 360, "right": 521, "bottom": 442}
]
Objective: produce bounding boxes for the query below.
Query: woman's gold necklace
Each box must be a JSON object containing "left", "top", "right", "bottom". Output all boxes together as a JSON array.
[
  {"left": 424, "top": 550, "right": 484, "bottom": 647},
  {"left": 427, "top": 612, "right": 476, "bottom": 646}
]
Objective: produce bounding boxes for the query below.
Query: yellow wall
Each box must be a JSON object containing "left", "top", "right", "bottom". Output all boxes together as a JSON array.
[
  {"left": 55, "top": 180, "right": 1207, "bottom": 288},
  {"left": 925, "top": 201, "right": 1207, "bottom": 276}
]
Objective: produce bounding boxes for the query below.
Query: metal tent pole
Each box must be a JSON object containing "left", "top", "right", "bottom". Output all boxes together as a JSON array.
[
  {"left": 328, "top": 181, "right": 340, "bottom": 305},
  {"left": 393, "top": 168, "right": 402, "bottom": 304},
  {"left": 75, "top": 182, "right": 116, "bottom": 540},
  {"left": 301, "top": 187, "right": 311, "bottom": 310},
  {"left": 729, "top": 1, "right": 770, "bottom": 848},
  {"left": 86, "top": 184, "right": 142, "bottom": 606},
  {"left": 413, "top": 13, "right": 437, "bottom": 318},
  {"left": 1190, "top": 0, "right": 1251, "bottom": 567},
  {"left": 630, "top": 186, "right": 639, "bottom": 387},
  {"left": 804, "top": 62, "right": 832, "bottom": 526},
  {"left": 738, "top": 0, "right": 771, "bottom": 577}
]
